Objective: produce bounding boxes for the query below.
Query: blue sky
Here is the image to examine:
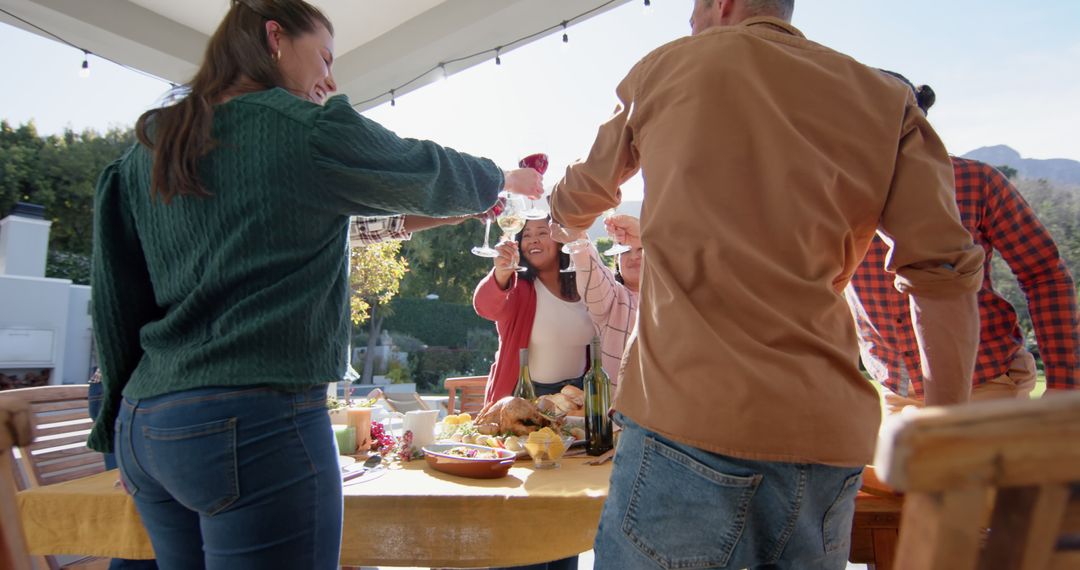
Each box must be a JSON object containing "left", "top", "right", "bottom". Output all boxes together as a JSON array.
[{"left": 2, "top": 0, "right": 1078, "bottom": 201}]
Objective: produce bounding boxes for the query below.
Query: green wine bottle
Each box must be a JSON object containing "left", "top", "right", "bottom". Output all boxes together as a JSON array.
[
  {"left": 513, "top": 348, "right": 537, "bottom": 401},
  {"left": 583, "top": 337, "right": 613, "bottom": 456}
]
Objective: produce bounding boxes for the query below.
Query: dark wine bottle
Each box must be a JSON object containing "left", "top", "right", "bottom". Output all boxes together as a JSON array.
[{"left": 583, "top": 337, "right": 613, "bottom": 456}]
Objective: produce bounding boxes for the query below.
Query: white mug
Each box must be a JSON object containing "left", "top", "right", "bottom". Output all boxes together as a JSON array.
[{"left": 401, "top": 410, "right": 439, "bottom": 449}]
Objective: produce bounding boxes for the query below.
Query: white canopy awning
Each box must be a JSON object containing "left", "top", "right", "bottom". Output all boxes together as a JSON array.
[{"left": 1, "top": 0, "right": 629, "bottom": 110}]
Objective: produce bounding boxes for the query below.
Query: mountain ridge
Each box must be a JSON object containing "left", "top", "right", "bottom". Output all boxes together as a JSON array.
[{"left": 962, "top": 145, "right": 1080, "bottom": 185}]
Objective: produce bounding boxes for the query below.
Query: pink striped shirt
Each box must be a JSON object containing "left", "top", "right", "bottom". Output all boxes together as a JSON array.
[{"left": 570, "top": 245, "right": 640, "bottom": 385}]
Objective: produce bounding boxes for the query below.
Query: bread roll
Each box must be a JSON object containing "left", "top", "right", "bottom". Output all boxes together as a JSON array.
[
  {"left": 565, "top": 407, "right": 585, "bottom": 418},
  {"left": 560, "top": 385, "right": 585, "bottom": 408},
  {"left": 547, "top": 393, "right": 576, "bottom": 414}
]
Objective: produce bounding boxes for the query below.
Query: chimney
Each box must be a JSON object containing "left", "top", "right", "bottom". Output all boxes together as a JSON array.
[{"left": 0, "top": 202, "right": 52, "bottom": 278}]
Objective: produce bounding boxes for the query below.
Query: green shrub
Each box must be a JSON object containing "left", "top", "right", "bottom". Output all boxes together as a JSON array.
[
  {"left": 390, "top": 333, "right": 426, "bottom": 353},
  {"left": 409, "top": 347, "right": 493, "bottom": 392},
  {"left": 381, "top": 298, "right": 492, "bottom": 348},
  {"left": 386, "top": 360, "right": 412, "bottom": 384},
  {"left": 465, "top": 328, "right": 498, "bottom": 354},
  {"left": 46, "top": 250, "right": 91, "bottom": 285}
]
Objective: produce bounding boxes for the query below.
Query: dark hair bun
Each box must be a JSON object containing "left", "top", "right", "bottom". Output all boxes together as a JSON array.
[{"left": 915, "top": 85, "right": 936, "bottom": 114}]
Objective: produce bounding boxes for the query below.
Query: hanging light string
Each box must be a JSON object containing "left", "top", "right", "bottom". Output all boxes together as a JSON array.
[
  {"left": 350, "top": 0, "right": 627, "bottom": 108},
  {"left": 2, "top": 0, "right": 648, "bottom": 101},
  {"left": 0, "top": 6, "right": 176, "bottom": 86}
]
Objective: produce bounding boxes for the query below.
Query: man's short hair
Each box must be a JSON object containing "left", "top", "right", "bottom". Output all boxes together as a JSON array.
[
  {"left": 698, "top": 0, "right": 794, "bottom": 22},
  {"left": 746, "top": 0, "right": 795, "bottom": 20}
]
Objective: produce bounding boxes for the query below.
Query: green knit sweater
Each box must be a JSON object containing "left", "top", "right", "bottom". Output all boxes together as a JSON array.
[{"left": 88, "top": 89, "right": 503, "bottom": 452}]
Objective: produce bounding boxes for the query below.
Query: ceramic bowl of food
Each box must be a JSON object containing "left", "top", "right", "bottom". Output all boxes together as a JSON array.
[{"left": 422, "top": 443, "right": 517, "bottom": 479}]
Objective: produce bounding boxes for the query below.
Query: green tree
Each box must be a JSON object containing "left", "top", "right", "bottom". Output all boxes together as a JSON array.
[
  {"left": 0, "top": 120, "right": 133, "bottom": 283},
  {"left": 398, "top": 220, "right": 494, "bottom": 303},
  {"left": 594, "top": 236, "right": 618, "bottom": 269},
  {"left": 350, "top": 241, "right": 410, "bottom": 384},
  {"left": 987, "top": 178, "right": 1080, "bottom": 359},
  {"left": 995, "top": 164, "right": 1019, "bottom": 180}
]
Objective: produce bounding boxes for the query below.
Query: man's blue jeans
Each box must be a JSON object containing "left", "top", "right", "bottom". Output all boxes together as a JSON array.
[
  {"left": 114, "top": 385, "right": 342, "bottom": 570},
  {"left": 594, "top": 413, "right": 862, "bottom": 569}
]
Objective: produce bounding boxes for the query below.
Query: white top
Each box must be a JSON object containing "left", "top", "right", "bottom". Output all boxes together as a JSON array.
[{"left": 528, "top": 281, "right": 594, "bottom": 383}]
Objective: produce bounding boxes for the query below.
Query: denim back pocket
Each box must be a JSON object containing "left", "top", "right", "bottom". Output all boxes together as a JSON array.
[
  {"left": 621, "top": 437, "right": 762, "bottom": 569},
  {"left": 143, "top": 417, "right": 239, "bottom": 516},
  {"left": 822, "top": 471, "right": 862, "bottom": 553}
]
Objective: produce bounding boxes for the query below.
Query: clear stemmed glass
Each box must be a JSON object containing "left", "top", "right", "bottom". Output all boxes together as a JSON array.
[
  {"left": 470, "top": 217, "right": 498, "bottom": 258},
  {"left": 522, "top": 199, "right": 548, "bottom": 220},
  {"left": 497, "top": 195, "right": 528, "bottom": 271},
  {"left": 601, "top": 208, "right": 631, "bottom": 256},
  {"left": 559, "top": 239, "right": 590, "bottom": 274}
]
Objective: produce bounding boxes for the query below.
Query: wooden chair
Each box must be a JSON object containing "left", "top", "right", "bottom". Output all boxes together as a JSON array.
[
  {"left": 444, "top": 376, "right": 487, "bottom": 415},
  {"left": 1, "top": 396, "right": 34, "bottom": 570},
  {"left": 366, "top": 388, "right": 430, "bottom": 414},
  {"left": 876, "top": 392, "right": 1080, "bottom": 570},
  {"left": 0, "top": 385, "right": 111, "bottom": 570},
  {"left": 0, "top": 386, "right": 105, "bottom": 488}
]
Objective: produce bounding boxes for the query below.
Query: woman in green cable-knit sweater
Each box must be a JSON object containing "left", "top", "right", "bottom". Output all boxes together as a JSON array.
[{"left": 89, "top": 1, "right": 542, "bottom": 567}]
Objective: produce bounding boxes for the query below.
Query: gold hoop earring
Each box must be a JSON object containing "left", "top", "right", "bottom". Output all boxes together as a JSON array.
[{"left": 274, "top": 49, "right": 282, "bottom": 61}]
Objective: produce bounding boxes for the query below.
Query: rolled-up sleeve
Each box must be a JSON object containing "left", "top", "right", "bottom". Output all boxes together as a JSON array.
[
  {"left": 878, "top": 104, "right": 984, "bottom": 298},
  {"left": 550, "top": 69, "right": 641, "bottom": 231},
  {"left": 349, "top": 215, "right": 411, "bottom": 247}
]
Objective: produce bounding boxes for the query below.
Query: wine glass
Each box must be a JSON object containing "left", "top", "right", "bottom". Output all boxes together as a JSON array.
[
  {"left": 559, "top": 239, "right": 590, "bottom": 274},
  {"left": 470, "top": 217, "right": 498, "bottom": 258},
  {"left": 522, "top": 200, "right": 548, "bottom": 220},
  {"left": 497, "top": 195, "right": 528, "bottom": 271},
  {"left": 601, "top": 209, "right": 631, "bottom": 256},
  {"left": 518, "top": 153, "right": 549, "bottom": 220}
]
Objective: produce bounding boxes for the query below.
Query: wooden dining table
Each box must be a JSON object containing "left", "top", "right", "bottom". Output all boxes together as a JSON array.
[
  {"left": 16, "top": 455, "right": 901, "bottom": 568},
  {"left": 16, "top": 453, "right": 610, "bottom": 568}
]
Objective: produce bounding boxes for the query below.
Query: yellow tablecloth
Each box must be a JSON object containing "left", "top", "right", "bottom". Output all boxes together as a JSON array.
[{"left": 17, "top": 456, "right": 612, "bottom": 567}]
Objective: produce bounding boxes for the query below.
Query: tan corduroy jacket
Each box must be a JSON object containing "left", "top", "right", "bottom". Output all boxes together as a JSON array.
[{"left": 550, "top": 17, "right": 984, "bottom": 466}]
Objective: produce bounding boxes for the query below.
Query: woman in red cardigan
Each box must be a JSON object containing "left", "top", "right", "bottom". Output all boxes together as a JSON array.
[{"left": 473, "top": 218, "right": 593, "bottom": 405}]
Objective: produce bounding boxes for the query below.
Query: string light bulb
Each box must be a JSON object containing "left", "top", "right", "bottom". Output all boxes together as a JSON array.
[
  {"left": 390, "top": 89, "right": 396, "bottom": 107},
  {"left": 348, "top": 0, "right": 629, "bottom": 109},
  {"left": 79, "top": 51, "right": 90, "bottom": 78},
  {"left": 643, "top": 0, "right": 652, "bottom": 14}
]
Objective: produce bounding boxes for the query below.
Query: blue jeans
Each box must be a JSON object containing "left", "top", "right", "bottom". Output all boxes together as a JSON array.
[
  {"left": 115, "top": 385, "right": 342, "bottom": 570},
  {"left": 88, "top": 382, "right": 158, "bottom": 570},
  {"left": 594, "top": 413, "right": 862, "bottom": 569}
]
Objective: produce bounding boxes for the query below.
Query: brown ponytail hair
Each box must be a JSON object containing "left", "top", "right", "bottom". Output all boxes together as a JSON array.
[{"left": 135, "top": 0, "right": 332, "bottom": 203}]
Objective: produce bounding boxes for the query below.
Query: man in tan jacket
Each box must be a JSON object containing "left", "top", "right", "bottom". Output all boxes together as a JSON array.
[{"left": 550, "top": 1, "right": 984, "bottom": 567}]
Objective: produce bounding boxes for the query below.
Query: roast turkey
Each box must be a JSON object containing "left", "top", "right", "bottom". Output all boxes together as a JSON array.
[{"left": 474, "top": 396, "right": 560, "bottom": 436}]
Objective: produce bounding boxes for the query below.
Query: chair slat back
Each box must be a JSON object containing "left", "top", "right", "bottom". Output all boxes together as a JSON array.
[
  {"left": 0, "top": 385, "right": 105, "bottom": 488},
  {"left": 876, "top": 393, "right": 1080, "bottom": 570},
  {"left": 379, "top": 390, "right": 430, "bottom": 414},
  {"left": 444, "top": 376, "right": 487, "bottom": 415}
]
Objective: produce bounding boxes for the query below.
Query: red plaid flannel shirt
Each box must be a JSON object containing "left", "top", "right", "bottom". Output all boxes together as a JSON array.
[
  {"left": 846, "top": 157, "right": 1078, "bottom": 395},
  {"left": 349, "top": 216, "right": 411, "bottom": 247}
]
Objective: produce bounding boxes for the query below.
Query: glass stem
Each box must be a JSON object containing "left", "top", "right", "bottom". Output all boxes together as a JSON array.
[{"left": 482, "top": 218, "right": 493, "bottom": 248}]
